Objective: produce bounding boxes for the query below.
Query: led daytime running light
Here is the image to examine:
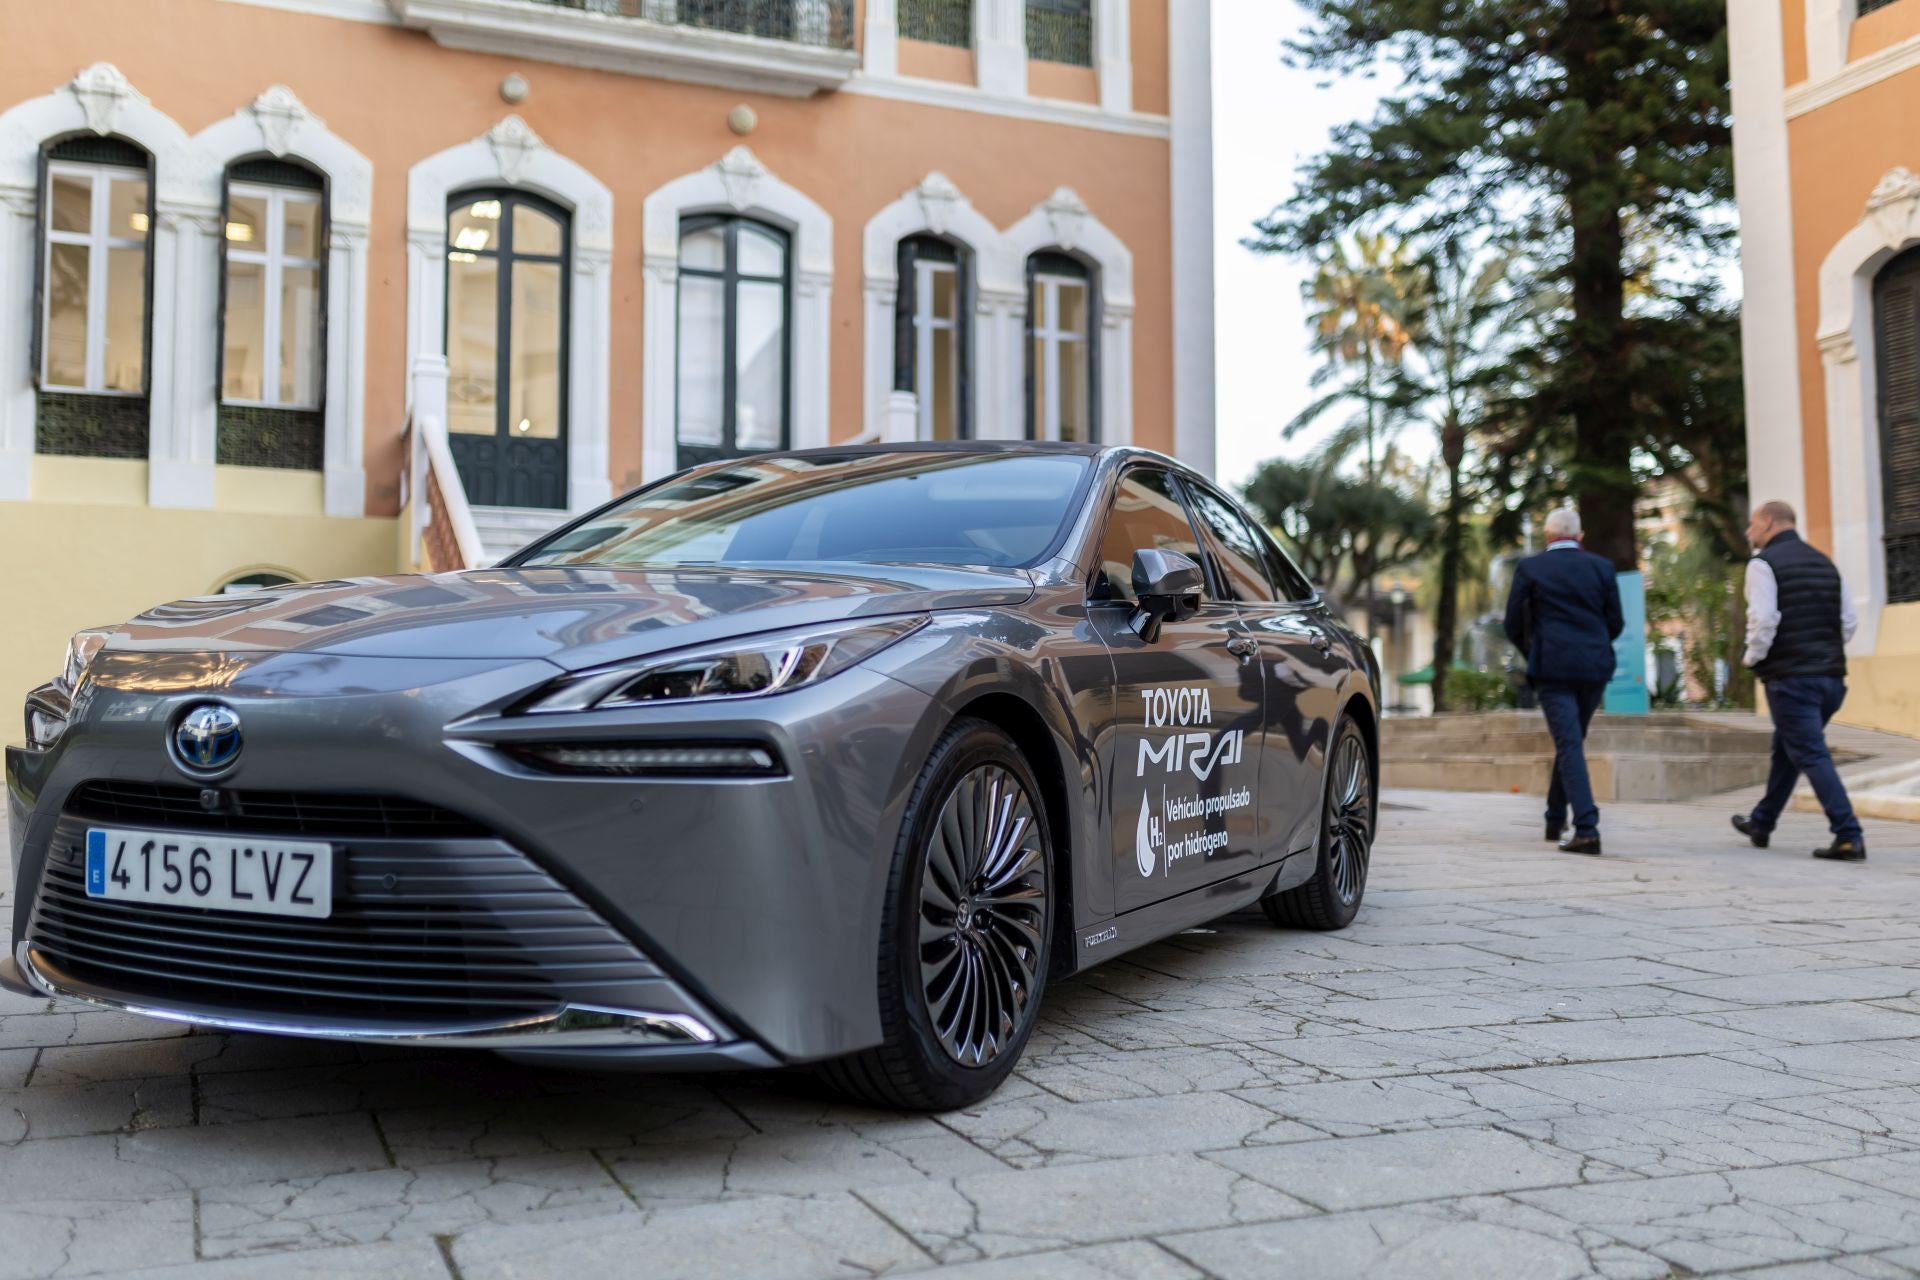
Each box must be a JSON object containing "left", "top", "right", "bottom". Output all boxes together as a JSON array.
[{"left": 511, "top": 744, "right": 781, "bottom": 776}]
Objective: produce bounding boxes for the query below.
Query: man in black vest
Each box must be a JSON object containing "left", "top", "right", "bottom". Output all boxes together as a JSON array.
[
  {"left": 1731, "top": 501, "right": 1865, "bottom": 860},
  {"left": 1504, "top": 508, "right": 1624, "bottom": 855}
]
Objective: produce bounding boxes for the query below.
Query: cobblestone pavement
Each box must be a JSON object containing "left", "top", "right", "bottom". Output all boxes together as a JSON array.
[{"left": 5, "top": 787, "right": 1920, "bottom": 1279}]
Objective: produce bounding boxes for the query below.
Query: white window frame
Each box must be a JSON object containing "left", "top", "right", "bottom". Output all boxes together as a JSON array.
[
  {"left": 1031, "top": 269, "right": 1090, "bottom": 442},
  {"left": 41, "top": 159, "right": 147, "bottom": 396},
  {"left": 912, "top": 255, "right": 961, "bottom": 439},
  {"left": 223, "top": 181, "right": 324, "bottom": 411}
]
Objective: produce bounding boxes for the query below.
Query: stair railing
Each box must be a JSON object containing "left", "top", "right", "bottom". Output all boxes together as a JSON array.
[{"left": 398, "top": 355, "right": 485, "bottom": 573}]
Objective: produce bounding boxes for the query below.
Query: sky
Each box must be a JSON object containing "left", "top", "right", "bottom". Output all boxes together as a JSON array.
[{"left": 1209, "top": 0, "right": 1392, "bottom": 491}]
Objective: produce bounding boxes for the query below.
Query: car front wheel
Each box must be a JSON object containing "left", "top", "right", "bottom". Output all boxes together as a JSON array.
[
  {"left": 821, "top": 718, "right": 1053, "bottom": 1111},
  {"left": 1261, "top": 713, "right": 1374, "bottom": 931}
]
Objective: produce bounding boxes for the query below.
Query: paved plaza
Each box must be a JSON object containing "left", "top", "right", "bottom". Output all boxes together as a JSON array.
[{"left": 4, "top": 784, "right": 1920, "bottom": 1279}]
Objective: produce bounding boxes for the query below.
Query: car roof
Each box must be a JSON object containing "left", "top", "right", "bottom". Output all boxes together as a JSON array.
[{"left": 755, "top": 440, "right": 1192, "bottom": 471}]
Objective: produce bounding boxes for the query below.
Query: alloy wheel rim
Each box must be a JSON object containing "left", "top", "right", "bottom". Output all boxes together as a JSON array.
[
  {"left": 917, "top": 764, "right": 1048, "bottom": 1067},
  {"left": 1327, "top": 731, "right": 1373, "bottom": 907}
]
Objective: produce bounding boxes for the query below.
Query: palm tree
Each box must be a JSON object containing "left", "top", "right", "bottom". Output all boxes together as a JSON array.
[{"left": 1289, "top": 234, "right": 1422, "bottom": 642}]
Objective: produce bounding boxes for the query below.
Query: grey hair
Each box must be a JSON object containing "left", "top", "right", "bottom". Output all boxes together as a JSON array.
[{"left": 1543, "top": 507, "right": 1583, "bottom": 540}]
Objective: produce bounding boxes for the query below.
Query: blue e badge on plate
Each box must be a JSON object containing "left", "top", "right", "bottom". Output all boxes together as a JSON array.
[{"left": 86, "top": 829, "right": 107, "bottom": 896}]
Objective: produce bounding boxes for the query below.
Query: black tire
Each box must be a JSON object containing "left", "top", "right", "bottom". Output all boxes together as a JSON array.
[
  {"left": 1262, "top": 714, "right": 1375, "bottom": 931},
  {"left": 819, "top": 718, "right": 1054, "bottom": 1111}
]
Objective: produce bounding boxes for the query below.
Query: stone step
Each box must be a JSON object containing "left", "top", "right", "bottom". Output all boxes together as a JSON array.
[
  {"left": 468, "top": 505, "right": 569, "bottom": 567},
  {"left": 1381, "top": 752, "right": 1779, "bottom": 803},
  {"left": 1382, "top": 728, "right": 1777, "bottom": 758}
]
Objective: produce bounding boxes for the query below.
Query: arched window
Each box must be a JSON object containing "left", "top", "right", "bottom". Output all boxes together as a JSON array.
[
  {"left": 895, "top": 234, "right": 970, "bottom": 440},
  {"left": 1875, "top": 247, "right": 1920, "bottom": 603},
  {"left": 37, "top": 134, "right": 152, "bottom": 458},
  {"left": 677, "top": 214, "right": 790, "bottom": 469},
  {"left": 219, "top": 158, "right": 326, "bottom": 469},
  {"left": 445, "top": 191, "right": 570, "bottom": 509},
  {"left": 1026, "top": 250, "right": 1097, "bottom": 443}
]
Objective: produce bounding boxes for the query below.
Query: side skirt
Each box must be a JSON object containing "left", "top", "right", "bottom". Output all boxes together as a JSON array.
[{"left": 1060, "top": 847, "right": 1311, "bottom": 976}]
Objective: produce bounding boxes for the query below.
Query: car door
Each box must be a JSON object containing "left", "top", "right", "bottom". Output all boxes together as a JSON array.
[
  {"left": 1085, "top": 466, "right": 1266, "bottom": 914},
  {"left": 1180, "top": 481, "right": 1340, "bottom": 860}
]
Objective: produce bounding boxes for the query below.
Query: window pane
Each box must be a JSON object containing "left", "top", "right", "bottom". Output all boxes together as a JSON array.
[
  {"left": 930, "top": 264, "right": 957, "bottom": 322},
  {"left": 1058, "top": 338, "right": 1090, "bottom": 443},
  {"left": 738, "top": 224, "right": 785, "bottom": 278},
  {"left": 282, "top": 194, "right": 322, "bottom": 260},
  {"left": 1186, "top": 486, "right": 1273, "bottom": 603},
  {"left": 1095, "top": 470, "right": 1200, "bottom": 601},
  {"left": 680, "top": 224, "right": 726, "bottom": 272},
  {"left": 735, "top": 278, "right": 785, "bottom": 451},
  {"left": 930, "top": 321, "right": 960, "bottom": 441},
  {"left": 223, "top": 259, "right": 265, "bottom": 401},
  {"left": 446, "top": 254, "right": 498, "bottom": 435},
  {"left": 104, "top": 244, "right": 145, "bottom": 392},
  {"left": 676, "top": 275, "right": 725, "bottom": 447},
  {"left": 228, "top": 191, "right": 267, "bottom": 248},
  {"left": 45, "top": 242, "right": 89, "bottom": 386},
  {"left": 280, "top": 263, "right": 322, "bottom": 406},
  {"left": 50, "top": 171, "right": 91, "bottom": 234},
  {"left": 1056, "top": 278, "right": 1088, "bottom": 337},
  {"left": 513, "top": 203, "right": 562, "bottom": 257},
  {"left": 109, "top": 176, "right": 147, "bottom": 240},
  {"left": 509, "top": 260, "right": 562, "bottom": 440},
  {"left": 449, "top": 199, "right": 502, "bottom": 255}
]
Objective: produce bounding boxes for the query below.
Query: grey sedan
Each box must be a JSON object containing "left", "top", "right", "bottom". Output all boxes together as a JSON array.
[{"left": 5, "top": 443, "right": 1379, "bottom": 1110}]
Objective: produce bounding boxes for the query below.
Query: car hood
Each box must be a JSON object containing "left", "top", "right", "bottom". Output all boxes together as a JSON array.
[{"left": 104, "top": 564, "right": 1035, "bottom": 671}]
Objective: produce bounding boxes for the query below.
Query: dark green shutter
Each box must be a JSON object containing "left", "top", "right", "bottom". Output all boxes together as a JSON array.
[{"left": 1874, "top": 249, "right": 1920, "bottom": 602}]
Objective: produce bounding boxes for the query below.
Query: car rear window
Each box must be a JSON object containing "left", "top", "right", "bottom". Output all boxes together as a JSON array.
[{"left": 517, "top": 452, "right": 1092, "bottom": 570}]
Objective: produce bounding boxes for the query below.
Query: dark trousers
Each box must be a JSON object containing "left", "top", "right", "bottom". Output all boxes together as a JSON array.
[
  {"left": 1537, "top": 679, "right": 1606, "bottom": 837},
  {"left": 1750, "top": 676, "right": 1863, "bottom": 844}
]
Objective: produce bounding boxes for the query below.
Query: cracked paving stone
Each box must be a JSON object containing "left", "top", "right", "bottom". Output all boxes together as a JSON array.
[
  {"left": 1254, "top": 1025, "right": 1533, "bottom": 1079},
  {"left": 196, "top": 1151, "right": 638, "bottom": 1258},
  {"left": 1716, "top": 1039, "right": 1920, "bottom": 1092},
  {"left": 0, "top": 1075, "right": 193, "bottom": 1141},
  {"left": 0, "top": 1196, "right": 197, "bottom": 1279},
  {"left": 0, "top": 1011, "right": 196, "bottom": 1053},
  {"left": 373, "top": 1087, "right": 754, "bottom": 1166},
  {"left": 1500, "top": 1102, "right": 1914, "bottom": 1177},
  {"left": 452, "top": 1191, "right": 930, "bottom": 1278},
  {"left": 1657, "top": 968, "right": 1920, "bottom": 1007},
  {"left": 1160, "top": 1193, "right": 1673, "bottom": 1280},
  {"left": 1013, "top": 1044, "right": 1328, "bottom": 1101},
  {"left": 939, "top": 1088, "right": 1322, "bottom": 1166},
  {"left": 1515, "top": 1164, "right": 1920, "bottom": 1273},
  {"left": 898, "top": 1239, "right": 1206, "bottom": 1278},
  {"left": 1232, "top": 1072, "right": 1525, "bottom": 1137},
  {"left": 858, "top": 1151, "right": 1313, "bottom": 1263},
  {"left": 102, "top": 1239, "right": 452, "bottom": 1279},
  {"left": 1687, "top": 1000, "right": 1920, "bottom": 1045},
  {"left": 1717, "top": 1256, "right": 1920, "bottom": 1279},
  {"left": 0, "top": 1047, "right": 35, "bottom": 1090},
  {"left": 1207, "top": 1125, "right": 1625, "bottom": 1212}
]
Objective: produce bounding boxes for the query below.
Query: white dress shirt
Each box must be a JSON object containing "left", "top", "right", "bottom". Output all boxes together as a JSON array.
[{"left": 1743, "top": 556, "right": 1858, "bottom": 668}]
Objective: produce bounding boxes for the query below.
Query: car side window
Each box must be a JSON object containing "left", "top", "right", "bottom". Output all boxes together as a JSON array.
[
  {"left": 1182, "top": 483, "right": 1275, "bottom": 604},
  {"left": 1091, "top": 468, "right": 1208, "bottom": 602},
  {"left": 1249, "top": 519, "right": 1317, "bottom": 603}
]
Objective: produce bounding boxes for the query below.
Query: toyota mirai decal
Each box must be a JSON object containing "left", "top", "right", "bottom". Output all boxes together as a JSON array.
[{"left": 5, "top": 444, "right": 1380, "bottom": 1111}]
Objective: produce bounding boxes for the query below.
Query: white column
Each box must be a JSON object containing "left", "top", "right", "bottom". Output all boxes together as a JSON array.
[
  {"left": 405, "top": 228, "right": 442, "bottom": 419},
  {"left": 0, "top": 187, "right": 38, "bottom": 500},
  {"left": 1102, "top": 303, "right": 1134, "bottom": 446},
  {"left": 864, "top": 0, "right": 900, "bottom": 78},
  {"left": 641, "top": 250, "right": 679, "bottom": 481},
  {"left": 147, "top": 203, "right": 219, "bottom": 509},
  {"left": 1804, "top": 0, "right": 1855, "bottom": 86},
  {"left": 864, "top": 277, "right": 895, "bottom": 439},
  {"left": 1168, "top": 0, "right": 1215, "bottom": 475},
  {"left": 978, "top": 287, "right": 1025, "bottom": 441},
  {"left": 1095, "top": 0, "right": 1131, "bottom": 114},
  {"left": 325, "top": 223, "right": 370, "bottom": 516},
  {"left": 976, "top": 0, "right": 1028, "bottom": 97},
  {"left": 569, "top": 245, "right": 613, "bottom": 511},
  {"left": 794, "top": 266, "right": 833, "bottom": 449},
  {"left": 885, "top": 389, "right": 918, "bottom": 441},
  {"left": 1821, "top": 331, "right": 1886, "bottom": 653},
  {"left": 1731, "top": 0, "right": 1806, "bottom": 520}
]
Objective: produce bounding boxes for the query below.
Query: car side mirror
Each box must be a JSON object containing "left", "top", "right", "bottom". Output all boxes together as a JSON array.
[{"left": 1129, "top": 548, "right": 1204, "bottom": 643}]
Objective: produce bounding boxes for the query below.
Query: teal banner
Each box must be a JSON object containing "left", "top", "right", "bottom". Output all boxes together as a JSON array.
[{"left": 1605, "top": 569, "right": 1650, "bottom": 715}]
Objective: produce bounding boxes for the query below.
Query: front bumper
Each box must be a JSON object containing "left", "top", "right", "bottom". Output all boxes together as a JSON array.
[{"left": 6, "top": 649, "right": 944, "bottom": 1064}]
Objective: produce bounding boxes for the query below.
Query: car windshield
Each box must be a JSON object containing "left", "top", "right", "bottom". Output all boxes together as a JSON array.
[{"left": 517, "top": 451, "right": 1092, "bottom": 570}]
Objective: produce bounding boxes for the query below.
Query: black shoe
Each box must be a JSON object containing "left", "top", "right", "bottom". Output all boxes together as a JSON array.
[
  {"left": 1545, "top": 821, "right": 1564, "bottom": 843},
  {"left": 1812, "top": 839, "right": 1866, "bottom": 862},
  {"left": 1731, "top": 815, "right": 1770, "bottom": 849},
  {"left": 1558, "top": 834, "right": 1603, "bottom": 856}
]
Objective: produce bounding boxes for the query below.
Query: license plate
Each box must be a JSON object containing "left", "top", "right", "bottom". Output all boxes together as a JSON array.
[{"left": 84, "top": 828, "right": 333, "bottom": 919}]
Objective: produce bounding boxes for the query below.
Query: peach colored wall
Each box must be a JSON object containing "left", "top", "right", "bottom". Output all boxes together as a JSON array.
[
  {"left": 1, "top": 0, "right": 1175, "bottom": 515},
  {"left": 1850, "top": 0, "right": 1920, "bottom": 59},
  {"left": 1784, "top": 0, "right": 1808, "bottom": 84},
  {"left": 898, "top": 38, "right": 974, "bottom": 83},
  {"left": 1029, "top": 61, "right": 1099, "bottom": 104},
  {"left": 1131, "top": 0, "right": 1170, "bottom": 116}
]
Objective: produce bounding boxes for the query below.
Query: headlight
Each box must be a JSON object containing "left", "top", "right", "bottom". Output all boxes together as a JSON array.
[
  {"left": 24, "top": 627, "right": 113, "bottom": 750},
  {"left": 520, "top": 616, "right": 928, "bottom": 713}
]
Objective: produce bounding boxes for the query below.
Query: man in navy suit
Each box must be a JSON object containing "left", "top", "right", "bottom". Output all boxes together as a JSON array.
[{"left": 1503, "top": 508, "right": 1625, "bottom": 855}]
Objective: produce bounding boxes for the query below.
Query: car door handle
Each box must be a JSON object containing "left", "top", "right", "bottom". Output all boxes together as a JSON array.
[
  {"left": 1310, "top": 631, "right": 1334, "bottom": 653},
  {"left": 1225, "top": 635, "right": 1257, "bottom": 661}
]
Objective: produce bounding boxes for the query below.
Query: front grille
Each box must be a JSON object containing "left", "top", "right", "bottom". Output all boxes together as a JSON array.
[
  {"left": 66, "top": 781, "right": 489, "bottom": 839},
  {"left": 29, "top": 800, "right": 665, "bottom": 1026}
]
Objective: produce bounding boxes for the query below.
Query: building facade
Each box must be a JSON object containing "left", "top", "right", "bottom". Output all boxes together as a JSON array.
[
  {"left": 1732, "top": 0, "right": 1920, "bottom": 734},
  {"left": 0, "top": 0, "right": 1213, "bottom": 699}
]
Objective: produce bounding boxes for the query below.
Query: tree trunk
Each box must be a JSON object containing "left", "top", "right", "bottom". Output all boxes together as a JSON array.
[{"left": 1430, "top": 416, "right": 1467, "bottom": 713}]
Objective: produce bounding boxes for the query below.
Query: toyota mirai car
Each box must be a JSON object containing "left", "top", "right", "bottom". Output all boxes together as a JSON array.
[{"left": 5, "top": 443, "right": 1378, "bottom": 1110}]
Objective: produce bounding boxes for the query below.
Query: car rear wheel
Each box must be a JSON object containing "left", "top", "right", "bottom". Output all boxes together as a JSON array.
[
  {"left": 1261, "top": 714, "right": 1374, "bottom": 931},
  {"left": 820, "top": 718, "right": 1053, "bottom": 1111}
]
